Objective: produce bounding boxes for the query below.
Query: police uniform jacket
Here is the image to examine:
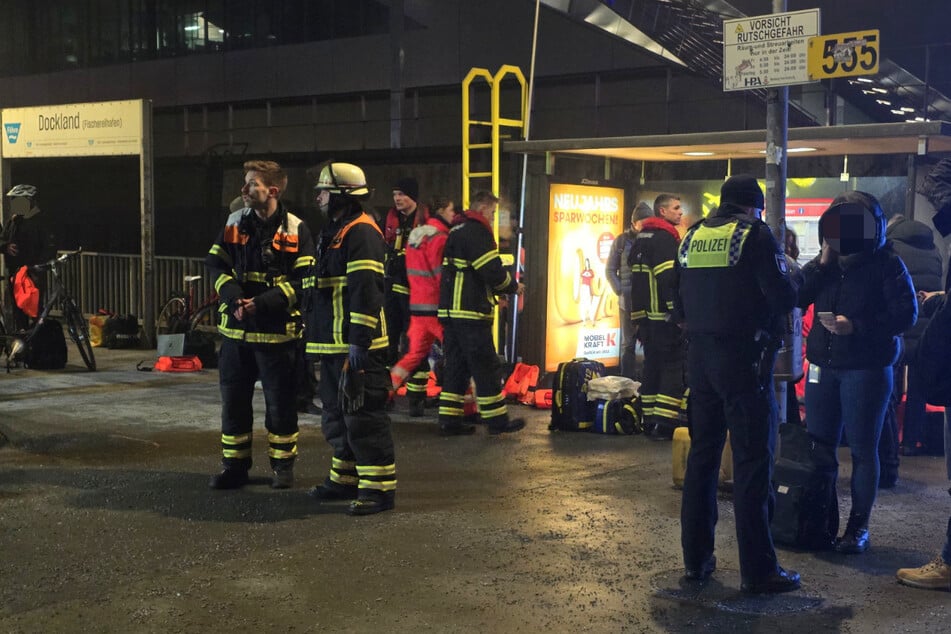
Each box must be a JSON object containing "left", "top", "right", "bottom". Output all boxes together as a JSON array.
[
  {"left": 206, "top": 204, "right": 315, "bottom": 345},
  {"left": 306, "top": 207, "right": 388, "bottom": 355},
  {"left": 438, "top": 210, "right": 517, "bottom": 322},
  {"left": 675, "top": 204, "right": 797, "bottom": 339},
  {"left": 628, "top": 216, "right": 681, "bottom": 322}
]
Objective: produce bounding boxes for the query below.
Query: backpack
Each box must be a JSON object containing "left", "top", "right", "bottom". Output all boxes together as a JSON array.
[
  {"left": 549, "top": 358, "right": 604, "bottom": 431},
  {"left": 22, "top": 318, "right": 68, "bottom": 370},
  {"left": 917, "top": 294, "right": 951, "bottom": 406},
  {"left": 102, "top": 314, "right": 140, "bottom": 349},
  {"left": 770, "top": 423, "right": 839, "bottom": 551},
  {"left": 590, "top": 396, "right": 642, "bottom": 435}
]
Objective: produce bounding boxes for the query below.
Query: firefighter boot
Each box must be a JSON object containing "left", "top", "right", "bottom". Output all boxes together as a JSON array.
[
  {"left": 271, "top": 458, "right": 295, "bottom": 489},
  {"left": 348, "top": 491, "right": 395, "bottom": 516},
  {"left": 209, "top": 468, "right": 249, "bottom": 490}
]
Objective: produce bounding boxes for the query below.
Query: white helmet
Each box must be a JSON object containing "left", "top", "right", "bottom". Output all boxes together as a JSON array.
[
  {"left": 314, "top": 162, "right": 370, "bottom": 198},
  {"left": 6, "top": 184, "right": 37, "bottom": 198}
]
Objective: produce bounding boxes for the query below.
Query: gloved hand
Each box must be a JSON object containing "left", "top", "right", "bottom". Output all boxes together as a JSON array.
[
  {"left": 338, "top": 359, "right": 366, "bottom": 414},
  {"left": 348, "top": 344, "right": 369, "bottom": 371}
]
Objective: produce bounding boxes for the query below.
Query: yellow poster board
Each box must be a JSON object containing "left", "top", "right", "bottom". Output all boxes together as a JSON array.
[{"left": 545, "top": 183, "right": 625, "bottom": 371}]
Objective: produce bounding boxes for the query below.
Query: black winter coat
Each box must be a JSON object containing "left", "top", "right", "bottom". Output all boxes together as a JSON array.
[
  {"left": 799, "top": 247, "right": 917, "bottom": 369},
  {"left": 886, "top": 215, "right": 943, "bottom": 359}
]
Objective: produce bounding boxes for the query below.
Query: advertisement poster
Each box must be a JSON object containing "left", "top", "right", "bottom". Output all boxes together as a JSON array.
[{"left": 545, "top": 182, "right": 625, "bottom": 371}]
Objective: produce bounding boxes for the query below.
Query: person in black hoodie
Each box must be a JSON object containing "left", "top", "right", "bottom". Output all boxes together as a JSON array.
[
  {"left": 798, "top": 191, "right": 917, "bottom": 554},
  {"left": 885, "top": 214, "right": 944, "bottom": 460}
]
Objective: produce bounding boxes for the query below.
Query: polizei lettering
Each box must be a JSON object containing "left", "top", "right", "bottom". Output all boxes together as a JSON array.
[
  {"left": 38, "top": 111, "right": 81, "bottom": 131},
  {"left": 689, "top": 236, "right": 729, "bottom": 253}
]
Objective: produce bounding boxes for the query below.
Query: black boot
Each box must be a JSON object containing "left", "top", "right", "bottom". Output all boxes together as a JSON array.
[
  {"left": 835, "top": 513, "right": 870, "bottom": 554},
  {"left": 408, "top": 397, "right": 426, "bottom": 417},
  {"left": 209, "top": 468, "right": 249, "bottom": 490},
  {"left": 348, "top": 491, "right": 395, "bottom": 516}
]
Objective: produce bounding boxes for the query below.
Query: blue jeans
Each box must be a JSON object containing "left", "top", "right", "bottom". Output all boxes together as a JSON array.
[{"left": 805, "top": 365, "right": 892, "bottom": 522}]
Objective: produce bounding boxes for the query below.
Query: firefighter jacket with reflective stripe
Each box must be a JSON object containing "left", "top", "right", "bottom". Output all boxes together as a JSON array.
[
  {"left": 206, "top": 205, "right": 315, "bottom": 345},
  {"left": 406, "top": 214, "right": 452, "bottom": 316},
  {"left": 382, "top": 204, "right": 428, "bottom": 297},
  {"left": 306, "top": 209, "right": 388, "bottom": 355},
  {"left": 627, "top": 216, "right": 681, "bottom": 322},
  {"left": 674, "top": 204, "right": 798, "bottom": 339},
  {"left": 438, "top": 210, "right": 517, "bottom": 322}
]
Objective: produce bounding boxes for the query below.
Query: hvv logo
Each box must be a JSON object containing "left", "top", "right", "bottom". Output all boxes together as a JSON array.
[{"left": 4, "top": 123, "right": 21, "bottom": 143}]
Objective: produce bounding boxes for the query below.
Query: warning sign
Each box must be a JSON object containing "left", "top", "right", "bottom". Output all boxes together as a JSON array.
[{"left": 722, "top": 9, "right": 821, "bottom": 92}]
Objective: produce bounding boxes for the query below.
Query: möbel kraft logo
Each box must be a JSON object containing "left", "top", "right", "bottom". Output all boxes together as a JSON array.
[{"left": 4, "top": 122, "right": 21, "bottom": 143}]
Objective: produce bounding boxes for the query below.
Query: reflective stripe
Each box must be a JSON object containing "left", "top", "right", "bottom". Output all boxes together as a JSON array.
[
  {"left": 347, "top": 259, "right": 385, "bottom": 275},
  {"left": 439, "top": 406, "right": 465, "bottom": 416},
  {"left": 359, "top": 479, "right": 397, "bottom": 491},
  {"left": 392, "top": 284, "right": 410, "bottom": 295},
  {"left": 472, "top": 250, "right": 499, "bottom": 269},
  {"left": 409, "top": 302, "right": 438, "bottom": 312},
  {"left": 333, "top": 457, "right": 356, "bottom": 470},
  {"left": 406, "top": 268, "right": 435, "bottom": 278},
  {"left": 222, "top": 433, "right": 252, "bottom": 444},
  {"left": 268, "top": 447, "right": 298, "bottom": 459},
  {"left": 357, "top": 464, "right": 396, "bottom": 477},
  {"left": 351, "top": 312, "right": 379, "bottom": 328},
  {"left": 295, "top": 255, "right": 315, "bottom": 269},
  {"left": 439, "top": 392, "right": 465, "bottom": 403},
  {"left": 223, "top": 448, "right": 252, "bottom": 458},
  {"left": 268, "top": 432, "right": 299, "bottom": 444},
  {"left": 330, "top": 472, "right": 359, "bottom": 486}
]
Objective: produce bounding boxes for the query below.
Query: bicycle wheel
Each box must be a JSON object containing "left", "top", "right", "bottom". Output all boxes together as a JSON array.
[
  {"left": 63, "top": 298, "right": 96, "bottom": 371},
  {"left": 156, "top": 296, "right": 188, "bottom": 338},
  {"left": 189, "top": 303, "right": 219, "bottom": 334}
]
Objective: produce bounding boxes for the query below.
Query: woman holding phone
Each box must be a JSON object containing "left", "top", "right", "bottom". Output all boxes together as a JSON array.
[{"left": 797, "top": 191, "right": 917, "bottom": 554}]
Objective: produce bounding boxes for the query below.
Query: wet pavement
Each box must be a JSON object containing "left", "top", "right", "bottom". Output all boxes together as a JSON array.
[{"left": 1, "top": 348, "right": 950, "bottom": 633}]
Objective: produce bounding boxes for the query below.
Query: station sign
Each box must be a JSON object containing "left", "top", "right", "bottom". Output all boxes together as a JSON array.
[
  {"left": 1, "top": 99, "right": 144, "bottom": 158},
  {"left": 722, "top": 9, "right": 821, "bottom": 91},
  {"left": 807, "top": 30, "right": 880, "bottom": 80}
]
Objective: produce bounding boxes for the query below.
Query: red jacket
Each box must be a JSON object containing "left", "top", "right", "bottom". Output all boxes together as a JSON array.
[{"left": 405, "top": 214, "right": 452, "bottom": 316}]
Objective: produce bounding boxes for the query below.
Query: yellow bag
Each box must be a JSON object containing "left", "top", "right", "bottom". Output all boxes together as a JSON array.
[{"left": 88, "top": 314, "right": 109, "bottom": 347}]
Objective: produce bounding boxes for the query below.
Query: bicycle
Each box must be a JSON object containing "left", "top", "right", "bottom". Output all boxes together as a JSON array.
[
  {"left": 155, "top": 274, "right": 220, "bottom": 339},
  {"left": 9, "top": 249, "right": 97, "bottom": 371}
]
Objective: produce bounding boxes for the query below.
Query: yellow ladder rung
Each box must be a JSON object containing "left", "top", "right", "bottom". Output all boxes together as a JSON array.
[
  {"left": 468, "top": 143, "right": 493, "bottom": 149},
  {"left": 466, "top": 172, "right": 492, "bottom": 178},
  {"left": 467, "top": 120, "right": 493, "bottom": 126},
  {"left": 497, "top": 118, "right": 524, "bottom": 127}
]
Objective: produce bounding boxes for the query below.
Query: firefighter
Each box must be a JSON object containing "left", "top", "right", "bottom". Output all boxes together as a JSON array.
[
  {"left": 382, "top": 177, "right": 427, "bottom": 364},
  {"left": 675, "top": 174, "right": 801, "bottom": 594},
  {"left": 628, "top": 194, "right": 686, "bottom": 439},
  {"left": 206, "top": 160, "right": 315, "bottom": 490},
  {"left": 305, "top": 162, "right": 396, "bottom": 515},
  {"left": 437, "top": 190, "right": 525, "bottom": 436},
  {"left": 390, "top": 195, "right": 458, "bottom": 416}
]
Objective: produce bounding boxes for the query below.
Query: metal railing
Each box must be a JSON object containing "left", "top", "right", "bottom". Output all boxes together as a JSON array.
[{"left": 51, "top": 251, "right": 215, "bottom": 320}]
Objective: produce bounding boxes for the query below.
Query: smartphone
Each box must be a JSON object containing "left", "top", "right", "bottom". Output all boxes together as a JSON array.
[{"left": 817, "top": 311, "right": 835, "bottom": 321}]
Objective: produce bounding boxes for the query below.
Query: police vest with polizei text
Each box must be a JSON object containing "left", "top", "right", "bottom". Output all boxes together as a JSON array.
[{"left": 678, "top": 217, "right": 753, "bottom": 269}]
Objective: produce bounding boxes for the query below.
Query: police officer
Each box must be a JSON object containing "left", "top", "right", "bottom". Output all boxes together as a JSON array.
[
  {"left": 437, "top": 190, "right": 525, "bottom": 436},
  {"left": 675, "top": 174, "right": 801, "bottom": 594},
  {"left": 306, "top": 162, "right": 396, "bottom": 515},
  {"left": 206, "top": 160, "right": 315, "bottom": 490}
]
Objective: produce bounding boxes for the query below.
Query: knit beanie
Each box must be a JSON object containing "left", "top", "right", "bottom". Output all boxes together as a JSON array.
[
  {"left": 720, "top": 174, "right": 765, "bottom": 209},
  {"left": 393, "top": 177, "right": 419, "bottom": 203}
]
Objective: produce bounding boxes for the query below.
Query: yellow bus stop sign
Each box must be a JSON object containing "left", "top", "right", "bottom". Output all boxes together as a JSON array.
[{"left": 808, "top": 30, "right": 880, "bottom": 80}]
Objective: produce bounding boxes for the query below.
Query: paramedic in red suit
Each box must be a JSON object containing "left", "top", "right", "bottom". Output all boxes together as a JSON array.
[
  {"left": 382, "top": 177, "right": 428, "bottom": 364},
  {"left": 205, "top": 161, "right": 315, "bottom": 491},
  {"left": 390, "top": 195, "right": 458, "bottom": 416}
]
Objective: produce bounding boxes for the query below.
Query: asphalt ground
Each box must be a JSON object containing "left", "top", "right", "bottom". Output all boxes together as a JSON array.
[{"left": 1, "top": 347, "right": 950, "bottom": 633}]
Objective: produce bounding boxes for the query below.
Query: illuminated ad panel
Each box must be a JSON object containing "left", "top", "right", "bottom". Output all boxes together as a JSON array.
[
  {"left": 545, "top": 183, "right": 625, "bottom": 372},
  {"left": 2, "top": 99, "right": 144, "bottom": 158}
]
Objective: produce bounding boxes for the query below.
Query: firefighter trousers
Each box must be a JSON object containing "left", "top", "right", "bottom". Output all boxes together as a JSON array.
[
  {"left": 438, "top": 321, "right": 509, "bottom": 430},
  {"left": 639, "top": 319, "right": 685, "bottom": 436},
  {"left": 218, "top": 339, "right": 299, "bottom": 472},
  {"left": 319, "top": 352, "right": 396, "bottom": 501}
]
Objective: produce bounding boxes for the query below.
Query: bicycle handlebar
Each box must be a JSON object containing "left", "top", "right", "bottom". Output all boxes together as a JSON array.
[{"left": 30, "top": 248, "right": 83, "bottom": 273}]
